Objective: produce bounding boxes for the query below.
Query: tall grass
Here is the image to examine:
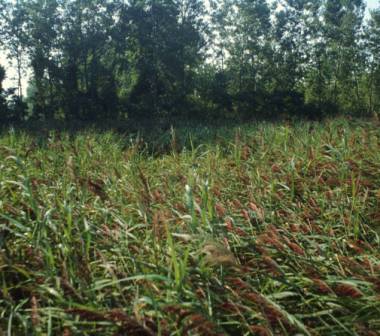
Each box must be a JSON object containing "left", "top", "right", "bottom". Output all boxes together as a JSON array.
[{"left": 0, "top": 118, "right": 379, "bottom": 335}]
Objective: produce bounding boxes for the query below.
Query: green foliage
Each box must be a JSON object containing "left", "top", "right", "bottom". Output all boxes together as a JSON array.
[
  {"left": 0, "top": 65, "right": 28, "bottom": 122},
  {"left": 0, "top": 0, "right": 379, "bottom": 122},
  {"left": 1, "top": 119, "right": 380, "bottom": 335},
  {"left": 0, "top": 65, "right": 7, "bottom": 118},
  {"left": 365, "top": 8, "right": 380, "bottom": 116}
]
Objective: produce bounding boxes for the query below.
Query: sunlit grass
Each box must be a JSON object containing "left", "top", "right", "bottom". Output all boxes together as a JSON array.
[{"left": 0, "top": 118, "right": 380, "bottom": 335}]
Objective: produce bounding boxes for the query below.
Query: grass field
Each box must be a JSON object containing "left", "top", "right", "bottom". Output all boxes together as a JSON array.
[{"left": 1, "top": 119, "right": 380, "bottom": 335}]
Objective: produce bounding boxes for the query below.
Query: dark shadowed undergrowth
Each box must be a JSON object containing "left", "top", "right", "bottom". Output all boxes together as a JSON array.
[{"left": 0, "top": 118, "right": 380, "bottom": 335}]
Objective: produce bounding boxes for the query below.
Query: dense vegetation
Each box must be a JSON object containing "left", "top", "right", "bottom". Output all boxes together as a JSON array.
[
  {"left": 0, "top": 0, "right": 380, "bottom": 124},
  {"left": 0, "top": 119, "right": 380, "bottom": 335},
  {"left": 1, "top": 2, "right": 380, "bottom": 335}
]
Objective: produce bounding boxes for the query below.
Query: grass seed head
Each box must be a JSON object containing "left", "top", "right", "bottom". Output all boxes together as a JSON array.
[
  {"left": 201, "top": 242, "right": 240, "bottom": 269},
  {"left": 334, "top": 283, "right": 364, "bottom": 298}
]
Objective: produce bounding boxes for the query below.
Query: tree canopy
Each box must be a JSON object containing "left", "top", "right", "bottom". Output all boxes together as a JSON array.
[{"left": 0, "top": 0, "right": 379, "bottom": 125}]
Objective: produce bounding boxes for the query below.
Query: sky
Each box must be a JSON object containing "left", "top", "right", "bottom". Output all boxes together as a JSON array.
[
  {"left": 1, "top": 0, "right": 379, "bottom": 93},
  {"left": 367, "top": 0, "right": 379, "bottom": 10}
]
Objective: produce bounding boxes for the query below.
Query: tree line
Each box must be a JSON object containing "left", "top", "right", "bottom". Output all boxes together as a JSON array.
[{"left": 0, "top": 0, "right": 379, "bottom": 125}]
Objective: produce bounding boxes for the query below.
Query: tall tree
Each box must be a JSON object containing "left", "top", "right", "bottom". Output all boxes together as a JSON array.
[
  {"left": 23, "top": 0, "right": 60, "bottom": 119},
  {"left": 0, "top": 64, "right": 8, "bottom": 119},
  {"left": 365, "top": 8, "right": 380, "bottom": 116},
  {"left": 121, "top": 0, "right": 206, "bottom": 121},
  {"left": 323, "top": 0, "right": 365, "bottom": 114},
  {"left": 0, "top": 0, "right": 27, "bottom": 98},
  {"left": 210, "top": 0, "right": 272, "bottom": 118}
]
